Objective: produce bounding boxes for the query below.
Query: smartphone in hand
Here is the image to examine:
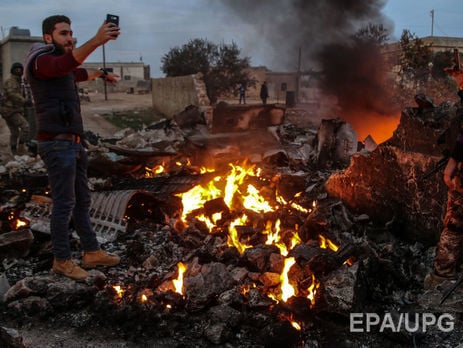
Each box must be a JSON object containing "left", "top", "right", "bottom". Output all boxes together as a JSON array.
[
  {"left": 106, "top": 14, "right": 119, "bottom": 26},
  {"left": 106, "top": 14, "right": 119, "bottom": 38}
]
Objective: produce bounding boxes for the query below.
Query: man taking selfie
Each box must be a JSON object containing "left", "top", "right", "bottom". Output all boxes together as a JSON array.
[{"left": 24, "top": 15, "right": 121, "bottom": 280}]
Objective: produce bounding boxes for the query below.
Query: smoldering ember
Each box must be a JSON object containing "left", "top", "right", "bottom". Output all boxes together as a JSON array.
[{"left": 2, "top": 96, "right": 463, "bottom": 348}]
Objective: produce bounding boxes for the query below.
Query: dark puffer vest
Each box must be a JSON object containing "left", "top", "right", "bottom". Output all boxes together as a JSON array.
[{"left": 26, "top": 46, "right": 83, "bottom": 135}]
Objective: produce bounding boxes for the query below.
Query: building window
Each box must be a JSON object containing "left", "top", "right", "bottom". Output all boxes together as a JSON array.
[{"left": 124, "top": 75, "right": 131, "bottom": 80}]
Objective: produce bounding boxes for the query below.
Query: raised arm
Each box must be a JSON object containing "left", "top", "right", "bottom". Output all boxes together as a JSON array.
[{"left": 72, "top": 21, "right": 120, "bottom": 64}]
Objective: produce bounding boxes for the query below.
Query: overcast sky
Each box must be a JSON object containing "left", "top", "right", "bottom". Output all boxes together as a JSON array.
[{"left": 0, "top": 0, "right": 462, "bottom": 77}]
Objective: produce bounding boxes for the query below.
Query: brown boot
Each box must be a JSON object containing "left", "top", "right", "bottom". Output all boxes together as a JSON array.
[
  {"left": 53, "top": 259, "right": 89, "bottom": 280},
  {"left": 82, "top": 249, "right": 120, "bottom": 269}
]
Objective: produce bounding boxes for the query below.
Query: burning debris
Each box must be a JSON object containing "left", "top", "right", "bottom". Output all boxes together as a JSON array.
[{"left": 1, "top": 98, "right": 463, "bottom": 347}]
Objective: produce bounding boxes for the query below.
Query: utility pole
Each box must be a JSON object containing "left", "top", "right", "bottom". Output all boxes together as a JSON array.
[
  {"left": 295, "top": 47, "right": 301, "bottom": 105},
  {"left": 0, "top": 26, "right": 7, "bottom": 40},
  {"left": 102, "top": 44, "right": 108, "bottom": 101},
  {"left": 430, "top": 9, "right": 434, "bottom": 37}
]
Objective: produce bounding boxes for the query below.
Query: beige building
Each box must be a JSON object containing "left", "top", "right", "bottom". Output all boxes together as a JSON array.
[
  {"left": 80, "top": 62, "right": 151, "bottom": 93},
  {"left": 381, "top": 36, "right": 463, "bottom": 69},
  {"left": 422, "top": 36, "right": 463, "bottom": 54},
  {"left": 0, "top": 27, "right": 42, "bottom": 88}
]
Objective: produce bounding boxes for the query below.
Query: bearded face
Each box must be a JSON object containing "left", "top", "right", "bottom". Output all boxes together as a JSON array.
[
  {"left": 51, "top": 39, "right": 67, "bottom": 54},
  {"left": 44, "top": 22, "right": 74, "bottom": 53}
]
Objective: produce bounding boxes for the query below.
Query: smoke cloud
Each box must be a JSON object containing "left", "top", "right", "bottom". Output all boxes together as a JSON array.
[{"left": 217, "top": 0, "right": 398, "bottom": 116}]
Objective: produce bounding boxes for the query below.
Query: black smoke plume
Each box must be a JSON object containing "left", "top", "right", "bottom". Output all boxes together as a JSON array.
[{"left": 216, "top": 0, "right": 398, "bottom": 115}]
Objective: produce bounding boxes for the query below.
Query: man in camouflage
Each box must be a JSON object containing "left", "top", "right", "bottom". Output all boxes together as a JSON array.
[
  {"left": 1, "top": 62, "right": 31, "bottom": 155},
  {"left": 425, "top": 59, "right": 463, "bottom": 289},
  {"left": 425, "top": 120, "right": 463, "bottom": 289}
]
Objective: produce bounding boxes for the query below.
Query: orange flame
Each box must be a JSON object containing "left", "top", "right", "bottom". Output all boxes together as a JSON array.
[
  {"left": 242, "top": 184, "right": 274, "bottom": 213},
  {"left": 278, "top": 313, "right": 302, "bottom": 331},
  {"left": 289, "top": 227, "right": 302, "bottom": 251},
  {"left": 319, "top": 234, "right": 339, "bottom": 252},
  {"left": 223, "top": 163, "right": 260, "bottom": 207},
  {"left": 264, "top": 219, "right": 281, "bottom": 246},
  {"left": 263, "top": 221, "right": 302, "bottom": 257},
  {"left": 112, "top": 285, "right": 125, "bottom": 298},
  {"left": 172, "top": 161, "right": 353, "bottom": 311},
  {"left": 196, "top": 213, "right": 217, "bottom": 231},
  {"left": 177, "top": 162, "right": 272, "bottom": 222},
  {"left": 291, "top": 320, "right": 302, "bottom": 331},
  {"left": 173, "top": 262, "right": 187, "bottom": 295},
  {"left": 281, "top": 257, "right": 296, "bottom": 302},
  {"left": 8, "top": 211, "right": 29, "bottom": 230},
  {"left": 177, "top": 176, "right": 223, "bottom": 221},
  {"left": 145, "top": 164, "right": 166, "bottom": 177},
  {"left": 276, "top": 194, "right": 313, "bottom": 214},
  {"left": 14, "top": 218, "right": 28, "bottom": 230},
  {"left": 200, "top": 166, "right": 215, "bottom": 174},
  {"left": 240, "top": 284, "right": 253, "bottom": 296},
  {"left": 227, "top": 215, "right": 252, "bottom": 254},
  {"left": 346, "top": 111, "right": 400, "bottom": 144},
  {"left": 290, "top": 202, "right": 309, "bottom": 213},
  {"left": 177, "top": 162, "right": 278, "bottom": 236},
  {"left": 306, "top": 273, "right": 320, "bottom": 306}
]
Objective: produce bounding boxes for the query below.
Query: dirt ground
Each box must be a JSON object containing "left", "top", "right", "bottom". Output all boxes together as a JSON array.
[{"left": 80, "top": 91, "right": 153, "bottom": 135}]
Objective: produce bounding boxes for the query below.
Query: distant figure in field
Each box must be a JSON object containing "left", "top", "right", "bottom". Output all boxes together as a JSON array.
[
  {"left": 239, "top": 83, "right": 246, "bottom": 104},
  {"left": 260, "top": 81, "right": 268, "bottom": 105}
]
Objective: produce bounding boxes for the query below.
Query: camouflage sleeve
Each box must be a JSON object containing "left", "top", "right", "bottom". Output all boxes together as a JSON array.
[{"left": 4, "top": 78, "right": 25, "bottom": 105}]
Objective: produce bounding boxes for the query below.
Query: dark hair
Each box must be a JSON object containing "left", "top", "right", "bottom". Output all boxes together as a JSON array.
[{"left": 42, "top": 15, "right": 71, "bottom": 35}]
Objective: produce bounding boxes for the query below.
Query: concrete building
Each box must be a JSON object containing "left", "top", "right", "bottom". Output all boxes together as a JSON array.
[
  {"left": 422, "top": 36, "right": 463, "bottom": 54},
  {"left": 0, "top": 26, "right": 42, "bottom": 88},
  {"left": 79, "top": 62, "right": 151, "bottom": 94},
  {"left": 381, "top": 36, "right": 463, "bottom": 69}
]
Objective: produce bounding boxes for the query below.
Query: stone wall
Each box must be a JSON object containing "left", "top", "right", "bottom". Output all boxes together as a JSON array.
[{"left": 151, "top": 73, "right": 210, "bottom": 119}]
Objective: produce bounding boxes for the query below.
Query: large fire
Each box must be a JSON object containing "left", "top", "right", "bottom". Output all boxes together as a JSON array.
[
  {"left": 110, "top": 161, "right": 349, "bottom": 328},
  {"left": 174, "top": 162, "right": 342, "bottom": 307},
  {"left": 347, "top": 111, "right": 401, "bottom": 144}
]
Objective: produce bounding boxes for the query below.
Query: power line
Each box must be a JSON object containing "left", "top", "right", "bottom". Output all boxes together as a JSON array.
[{"left": 434, "top": 22, "right": 449, "bottom": 37}]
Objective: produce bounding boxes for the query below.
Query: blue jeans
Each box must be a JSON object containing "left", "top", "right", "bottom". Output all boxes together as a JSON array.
[{"left": 38, "top": 140, "right": 99, "bottom": 259}]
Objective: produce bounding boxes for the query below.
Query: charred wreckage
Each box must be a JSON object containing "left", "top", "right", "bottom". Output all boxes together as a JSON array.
[{"left": 1, "top": 99, "right": 463, "bottom": 347}]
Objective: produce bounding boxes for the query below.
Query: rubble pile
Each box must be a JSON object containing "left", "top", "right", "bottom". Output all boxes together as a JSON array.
[{"left": 1, "top": 100, "right": 463, "bottom": 347}]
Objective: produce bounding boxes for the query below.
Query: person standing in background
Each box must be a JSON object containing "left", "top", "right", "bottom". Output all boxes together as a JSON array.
[
  {"left": 239, "top": 82, "right": 246, "bottom": 104},
  {"left": 260, "top": 81, "right": 269, "bottom": 105},
  {"left": 1, "top": 62, "right": 31, "bottom": 155}
]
